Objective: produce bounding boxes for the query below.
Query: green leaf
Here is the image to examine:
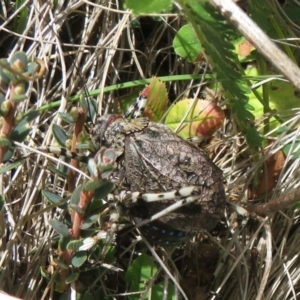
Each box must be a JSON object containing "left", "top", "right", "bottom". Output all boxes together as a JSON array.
[
  {"left": 0, "top": 159, "right": 25, "bottom": 175},
  {"left": 165, "top": 99, "right": 225, "bottom": 139},
  {"left": 245, "top": 127, "right": 264, "bottom": 148},
  {"left": 283, "top": 141, "right": 300, "bottom": 160},
  {"left": 42, "top": 190, "right": 63, "bottom": 203},
  {"left": 152, "top": 282, "right": 175, "bottom": 300},
  {"left": 10, "top": 51, "right": 28, "bottom": 72},
  {"left": 42, "top": 190, "right": 68, "bottom": 209},
  {"left": 94, "top": 181, "right": 114, "bottom": 200},
  {"left": 65, "top": 272, "right": 79, "bottom": 284},
  {"left": 13, "top": 3, "right": 28, "bottom": 34},
  {"left": 125, "top": 253, "right": 157, "bottom": 282},
  {"left": 173, "top": 24, "right": 202, "bottom": 63},
  {"left": 70, "top": 185, "right": 82, "bottom": 207},
  {"left": 67, "top": 240, "right": 83, "bottom": 251},
  {"left": 49, "top": 219, "right": 70, "bottom": 237},
  {"left": 0, "top": 195, "right": 5, "bottom": 212},
  {"left": 0, "top": 137, "right": 11, "bottom": 147},
  {"left": 142, "top": 78, "right": 168, "bottom": 122},
  {"left": 3, "top": 147, "right": 15, "bottom": 162},
  {"left": 10, "top": 95, "right": 27, "bottom": 102},
  {"left": 59, "top": 112, "right": 75, "bottom": 124},
  {"left": 71, "top": 251, "right": 87, "bottom": 267},
  {"left": 125, "top": 0, "right": 172, "bottom": 14},
  {"left": 26, "top": 62, "right": 39, "bottom": 76},
  {"left": 68, "top": 204, "right": 85, "bottom": 215},
  {"left": 85, "top": 198, "right": 104, "bottom": 216},
  {"left": 0, "top": 59, "right": 13, "bottom": 83},
  {"left": 81, "top": 214, "right": 99, "bottom": 229},
  {"left": 52, "top": 124, "right": 68, "bottom": 146},
  {"left": 10, "top": 110, "right": 40, "bottom": 142},
  {"left": 40, "top": 266, "right": 50, "bottom": 279},
  {"left": 83, "top": 180, "right": 104, "bottom": 192},
  {"left": 182, "top": 1, "right": 260, "bottom": 148},
  {"left": 125, "top": 254, "right": 158, "bottom": 298}
]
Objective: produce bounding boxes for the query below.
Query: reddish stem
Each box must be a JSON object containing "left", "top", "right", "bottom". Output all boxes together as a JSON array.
[{"left": 0, "top": 86, "right": 17, "bottom": 163}]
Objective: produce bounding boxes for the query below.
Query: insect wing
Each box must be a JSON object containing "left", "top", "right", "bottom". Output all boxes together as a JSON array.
[{"left": 124, "top": 122, "right": 226, "bottom": 233}]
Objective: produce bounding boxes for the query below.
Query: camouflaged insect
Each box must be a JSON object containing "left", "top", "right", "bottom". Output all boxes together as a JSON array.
[{"left": 91, "top": 97, "right": 226, "bottom": 244}]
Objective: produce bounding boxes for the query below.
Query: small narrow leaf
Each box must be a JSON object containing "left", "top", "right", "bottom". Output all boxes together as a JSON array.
[
  {"left": 42, "top": 190, "right": 63, "bottom": 203},
  {"left": 52, "top": 124, "right": 68, "bottom": 146},
  {"left": 0, "top": 195, "right": 5, "bottom": 212},
  {"left": 59, "top": 112, "right": 75, "bottom": 124},
  {"left": 70, "top": 185, "right": 82, "bottom": 206},
  {"left": 81, "top": 214, "right": 99, "bottom": 229},
  {"left": 0, "top": 159, "right": 24, "bottom": 174},
  {"left": 49, "top": 219, "right": 70, "bottom": 237},
  {"left": 42, "top": 190, "right": 67, "bottom": 209}
]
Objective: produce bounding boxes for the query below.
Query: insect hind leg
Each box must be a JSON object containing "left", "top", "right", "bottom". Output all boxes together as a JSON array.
[{"left": 124, "top": 91, "right": 148, "bottom": 119}]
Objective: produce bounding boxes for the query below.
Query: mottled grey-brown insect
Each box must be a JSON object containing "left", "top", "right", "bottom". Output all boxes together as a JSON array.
[{"left": 90, "top": 90, "right": 226, "bottom": 245}]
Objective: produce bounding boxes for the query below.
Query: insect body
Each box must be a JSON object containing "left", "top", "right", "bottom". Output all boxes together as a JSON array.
[{"left": 91, "top": 111, "right": 226, "bottom": 243}]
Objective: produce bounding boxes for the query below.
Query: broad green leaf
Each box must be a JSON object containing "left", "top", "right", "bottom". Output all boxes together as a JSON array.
[
  {"left": 125, "top": 254, "right": 158, "bottom": 299},
  {"left": 65, "top": 272, "right": 79, "bottom": 284},
  {"left": 71, "top": 251, "right": 87, "bottom": 267},
  {"left": 49, "top": 219, "right": 70, "bottom": 237},
  {"left": 165, "top": 99, "right": 224, "bottom": 139},
  {"left": 283, "top": 142, "right": 300, "bottom": 160},
  {"left": 125, "top": 254, "right": 157, "bottom": 282},
  {"left": 94, "top": 181, "right": 114, "bottom": 200},
  {"left": 125, "top": 0, "right": 172, "bottom": 14},
  {"left": 247, "top": 67, "right": 300, "bottom": 133},
  {"left": 173, "top": 24, "right": 202, "bottom": 63},
  {"left": 152, "top": 282, "right": 176, "bottom": 300},
  {"left": 85, "top": 198, "right": 104, "bottom": 216},
  {"left": 52, "top": 124, "right": 68, "bottom": 146},
  {"left": 67, "top": 240, "right": 83, "bottom": 251}
]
